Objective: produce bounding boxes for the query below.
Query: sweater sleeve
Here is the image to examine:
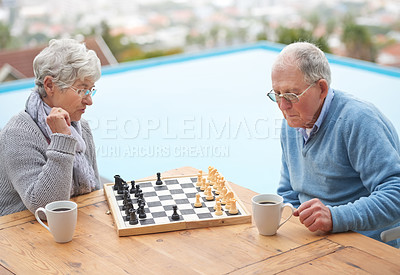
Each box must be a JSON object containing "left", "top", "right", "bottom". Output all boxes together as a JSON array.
[
  {"left": 277, "top": 123, "right": 300, "bottom": 208},
  {"left": 81, "top": 119, "right": 101, "bottom": 190},
  {"left": 328, "top": 109, "right": 400, "bottom": 233},
  {"left": 3, "top": 121, "right": 77, "bottom": 214}
]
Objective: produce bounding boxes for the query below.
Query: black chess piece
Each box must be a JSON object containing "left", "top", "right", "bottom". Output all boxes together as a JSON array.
[
  {"left": 130, "top": 180, "right": 136, "bottom": 194},
  {"left": 113, "top": 175, "right": 122, "bottom": 190},
  {"left": 117, "top": 183, "right": 124, "bottom": 195},
  {"left": 125, "top": 201, "right": 133, "bottom": 216},
  {"left": 129, "top": 208, "right": 138, "bottom": 225},
  {"left": 135, "top": 185, "right": 142, "bottom": 197},
  {"left": 171, "top": 205, "right": 180, "bottom": 221},
  {"left": 137, "top": 191, "right": 145, "bottom": 201},
  {"left": 156, "top": 172, "right": 163, "bottom": 185},
  {"left": 138, "top": 206, "right": 147, "bottom": 219},
  {"left": 122, "top": 190, "right": 130, "bottom": 209},
  {"left": 123, "top": 183, "right": 129, "bottom": 191},
  {"left": 115, "top": 175, "right": 127, "bottom": 194},
  {"left": 137, "top": 196, "right": 145, "bottom": 207}
]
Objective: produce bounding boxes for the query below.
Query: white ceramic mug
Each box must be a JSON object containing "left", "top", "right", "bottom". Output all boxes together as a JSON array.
[
  {"left": 35, "top": 200, "right": 78, "bottom": 243},
  {"left": 251, "top": 194, "right": 294, "bottom": 236}
]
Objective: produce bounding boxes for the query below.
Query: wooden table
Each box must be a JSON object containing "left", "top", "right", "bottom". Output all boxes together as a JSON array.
[{"left": 1, "top": 167, "right": 399, "bottom": 274}]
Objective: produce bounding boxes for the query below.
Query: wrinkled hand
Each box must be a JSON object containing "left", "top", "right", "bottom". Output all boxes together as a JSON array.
[
  {"left": 46, "top": 107, "right": 71, "bottom": 135},
  {"left": 294, "top": 198, "right": 333, "bottom": 232}
]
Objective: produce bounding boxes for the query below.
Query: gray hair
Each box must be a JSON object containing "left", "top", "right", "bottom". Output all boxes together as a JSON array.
[
  {"left": 33, "top": 38, "right": 101, "bottom": 97},
  {"left": 272, "top": 42, "right": 331, "bottom": 87}
]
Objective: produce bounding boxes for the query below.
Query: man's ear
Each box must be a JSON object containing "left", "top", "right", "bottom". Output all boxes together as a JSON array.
[
  {"left": 318, "top": 79, "right": 329, "bottom": 99},
  {"left": 43, "top": 76, "right": 55, "bottom": 97}
]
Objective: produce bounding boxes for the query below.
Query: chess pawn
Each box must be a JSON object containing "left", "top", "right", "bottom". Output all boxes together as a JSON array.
[
  {"left": 228, "top": 198, "right": 238, "bottom": 215},
  {"left": 205, "top": 186, "right": 214, "bottom": 201},
  {"left": 194, "top": 193, "right": 202, "bottom": 208},
  {"left": 215, "top": 201, "right": 223, "bottom": 216},
  {"left": 214, "top": 197, "right": 221, "bottom": 210},
  {"left": 220, "top": 187, "right": 228, "bottom": 204},
  {"left": 197, "top": 170, "right": 203, "bottom": 187}
]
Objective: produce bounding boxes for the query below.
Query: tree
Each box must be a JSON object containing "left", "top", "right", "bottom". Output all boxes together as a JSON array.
[
  {"left": 341, "top": 21, "right": 375, "bottom": 61},
  {"left": 276, "top": 26, "right": 331, "bottom": 53},
  {"left": 326, "top": 18, "right": 336, "bottom": 36},
  {"left": 256, "top": 32, "right": 267, "bottom": 41},
  {"left": 307, "top": 12, "right": 320, "bottom": 30},
  {"left": 0, "top": 22, "right": 11, "bottom": 49}
]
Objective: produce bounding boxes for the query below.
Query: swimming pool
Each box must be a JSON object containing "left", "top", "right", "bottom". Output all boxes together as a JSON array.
[{"left": 1, "top": 42, "right": 400, "bottom": 194}]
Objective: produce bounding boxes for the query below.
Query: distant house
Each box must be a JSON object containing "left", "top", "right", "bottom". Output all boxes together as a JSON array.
[
  {"left": 0, "top": 36, "right": 118, "bottom": 83},
  {"left": 377, "top": 43, "right": 400, "bottom": 68}
]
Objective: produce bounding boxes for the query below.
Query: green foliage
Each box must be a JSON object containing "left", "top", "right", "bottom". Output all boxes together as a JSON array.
[
  {"left": 186, "top": 33, "right": 206, "bottom": 46},
  {"left": 341, "top": 21, "right": 375, "bottom": 61},
  {"left": 0, "top": 22, "right": 11, "bottom": 49},
  {"left": 99, "top": 20, "right": 183, "bottom": 62},
  {"left": 276, "top": 26, "right": 331, "bottom": 53},
  {"left": 123, "top": 47, "right": 184, "bottom": 62},
  {"left": 326, "top": 18, "right": 336, "bottom": 36},
  {"left": 256, "top": 32, "right": 267, "bottom": 41},
  {"left": 307, "top": 12, "right": 320, "bottom": 30}
]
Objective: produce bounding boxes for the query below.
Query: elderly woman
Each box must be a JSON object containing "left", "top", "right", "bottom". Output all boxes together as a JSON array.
[{"left": 0, "top": 39, "right": 101, "bottom": 216}]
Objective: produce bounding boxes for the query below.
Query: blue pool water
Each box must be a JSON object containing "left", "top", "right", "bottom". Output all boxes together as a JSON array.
[{"left": 1, "top": 42, "right": 400, "bottom": 194}]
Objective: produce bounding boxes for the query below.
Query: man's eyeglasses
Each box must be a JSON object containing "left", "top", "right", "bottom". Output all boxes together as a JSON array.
[
  {"left": 57, "top": 80, "right": 97, "bottom": 98},
  {"left": 267, "top": 82, "right": 315, "bottom": 104}
]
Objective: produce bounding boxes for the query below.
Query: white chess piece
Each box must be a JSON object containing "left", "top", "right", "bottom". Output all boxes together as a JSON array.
[
  {"left": 205, "top": 186, "right": 214, "bottom": 201},
  {"left": 229, "top": 198, "right": 238, "bottom": 214},
  {"left": 215, "top": 201, "right": 223, "bottom": 216},
  {"left": 194, "top": 193, "right": 202, "bottom": 208},
  {"left": 196, "top": 170, "right": 203, "bottom": 187}
]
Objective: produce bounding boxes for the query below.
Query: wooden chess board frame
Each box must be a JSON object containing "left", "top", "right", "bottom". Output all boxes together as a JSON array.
[{"left": 104, "top": 174, "right": 252, "bottom": 236}]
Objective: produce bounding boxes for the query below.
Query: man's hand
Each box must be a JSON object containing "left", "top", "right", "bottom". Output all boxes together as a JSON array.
[
  {"left": 46, "top": 107, "right": 71, "bottom": 135},
  {"left": 294, "top": 198, "right": 333, "bottom": 232}
]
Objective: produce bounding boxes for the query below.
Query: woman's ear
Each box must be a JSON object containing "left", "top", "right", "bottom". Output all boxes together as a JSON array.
[{"left": 43, "top": 76, "right": 55, "bottom": 97}]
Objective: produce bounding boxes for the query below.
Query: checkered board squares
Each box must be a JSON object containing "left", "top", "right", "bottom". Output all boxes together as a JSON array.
[{"left": 104, "top": 175, "right": 251, "bottom": 236}]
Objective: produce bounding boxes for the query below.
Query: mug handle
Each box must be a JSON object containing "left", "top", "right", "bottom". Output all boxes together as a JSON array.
[
  {"left": 278, "top": 203, "right": 294, "bottom": 229},
  {"left": 35, "top": 207, "right": 50, "bottom": 232}
]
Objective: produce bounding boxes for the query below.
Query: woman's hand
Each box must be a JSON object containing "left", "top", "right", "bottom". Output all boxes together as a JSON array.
[{"left": 46, "top": 107, "right": 71, "bottom": 135}]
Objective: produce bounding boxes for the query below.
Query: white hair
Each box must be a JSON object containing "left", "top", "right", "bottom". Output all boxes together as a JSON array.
[
  {"left": 33, "top": 39, "right": 101, "bottom": 97},
  {"left": 272, "top": 42, "right": 331, "bottom": 87}
]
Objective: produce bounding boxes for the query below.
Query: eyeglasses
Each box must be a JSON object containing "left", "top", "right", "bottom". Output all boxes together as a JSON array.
[
  {"left": 267, "top": 82, "right": 315, "bottom": 104},
  {"left": 56, "top": 80, "right": 97, "bottom": 98}
]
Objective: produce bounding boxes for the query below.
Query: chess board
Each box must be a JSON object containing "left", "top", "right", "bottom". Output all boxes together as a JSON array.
[{"left": 104, "top": 174, "right": 251, "bottom": 236}]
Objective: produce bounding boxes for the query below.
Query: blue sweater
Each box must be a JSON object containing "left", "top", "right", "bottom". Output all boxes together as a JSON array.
[{"left": 278, "top": 90, "right": 400, "bottom": 248}]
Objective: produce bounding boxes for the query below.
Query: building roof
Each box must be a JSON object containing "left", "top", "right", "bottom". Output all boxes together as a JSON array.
[
  {"left": 377, "top": 43, "right": 400, "bottom": 67},
  {"left": 0, "top": 36, "right": 117, "bottom": 83}
]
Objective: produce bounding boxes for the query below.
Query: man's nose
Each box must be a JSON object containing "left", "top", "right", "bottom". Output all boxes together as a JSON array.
[{"left": 278, "top": 97, "right": 292, "bottom": 110}]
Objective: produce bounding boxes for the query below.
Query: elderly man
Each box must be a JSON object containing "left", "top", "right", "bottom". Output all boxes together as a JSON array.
[{"left": 267, "top": 42, "right": 400, "bottom": 248}]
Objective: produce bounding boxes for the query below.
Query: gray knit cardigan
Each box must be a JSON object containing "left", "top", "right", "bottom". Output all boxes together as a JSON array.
[{"left": 0, "top": 111, "right": 100, "bottom": 216}]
